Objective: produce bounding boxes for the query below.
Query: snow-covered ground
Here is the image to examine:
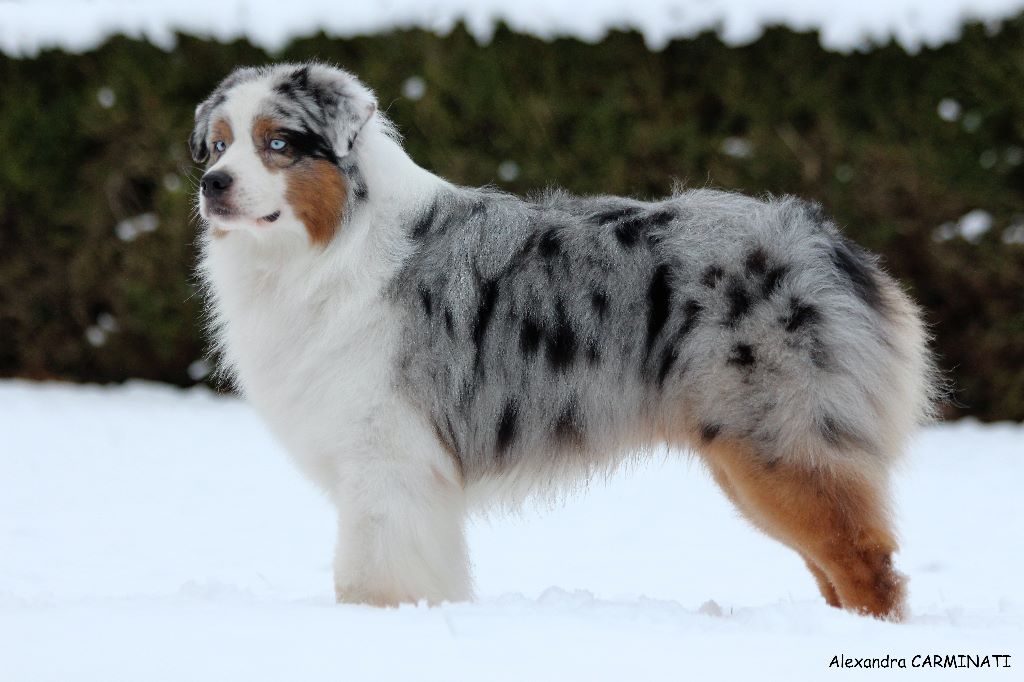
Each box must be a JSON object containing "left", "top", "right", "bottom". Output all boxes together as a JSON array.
[
  {"left": 0, "top": 380, "right": 1020, "bottom": 680},
  {"left": 2, "top": 0, "right": 1024, "bottom": 56}
]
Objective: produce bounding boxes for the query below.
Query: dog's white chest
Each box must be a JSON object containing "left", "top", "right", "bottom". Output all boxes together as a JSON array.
[{"left": 204, "top": 238, "right": 399, "bottom": 488}]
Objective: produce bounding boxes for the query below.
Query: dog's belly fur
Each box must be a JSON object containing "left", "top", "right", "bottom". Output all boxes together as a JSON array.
[{"left": 392, "top": 188, "right": 927, "bottom": 489}]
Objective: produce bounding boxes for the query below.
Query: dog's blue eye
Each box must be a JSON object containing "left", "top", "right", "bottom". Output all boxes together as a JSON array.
[
  {"left": 213, "top": 140, "right": 227, "bottom": 153},
  {"left": 269, "top": 139, "right": 287, "bottom": 151}
]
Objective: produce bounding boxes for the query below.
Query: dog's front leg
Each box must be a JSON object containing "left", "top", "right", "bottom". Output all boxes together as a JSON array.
[{"left": 331, "top": 452, "right": 471, "bottom": 607}]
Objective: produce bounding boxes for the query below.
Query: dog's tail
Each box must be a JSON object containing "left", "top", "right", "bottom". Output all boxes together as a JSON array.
[{"left": 682, "top": 195, "right": 940, "bottom": 473}]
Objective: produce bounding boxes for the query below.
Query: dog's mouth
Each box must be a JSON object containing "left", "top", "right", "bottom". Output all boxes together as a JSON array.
[
  {"left": 204, "top": 206, "right": 280, "bottom": 225},
  {"left": 208, "top": 204, "right": 236, "bottom": 218}
]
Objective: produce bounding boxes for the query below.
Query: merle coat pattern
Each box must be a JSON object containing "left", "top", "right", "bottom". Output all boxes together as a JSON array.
[
  {"left": 192, "top": 62, "right": 936, "bottom": 619},
  {"left": 391, "top": 188, "right": 923, "bottom": 484}
]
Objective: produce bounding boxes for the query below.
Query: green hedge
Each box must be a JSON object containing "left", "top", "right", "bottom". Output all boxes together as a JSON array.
[{"left": 1, "top": 20, "right": 1022, "bottom": 420}]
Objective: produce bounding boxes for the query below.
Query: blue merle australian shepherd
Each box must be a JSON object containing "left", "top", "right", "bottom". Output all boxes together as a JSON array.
[{"left": 191, "top": 62, "right": 936, "bottom": 619}]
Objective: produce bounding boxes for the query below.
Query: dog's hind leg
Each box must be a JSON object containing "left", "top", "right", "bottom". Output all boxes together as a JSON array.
[
  {"left": 701, "top": 439, "right": 906, "bottom": 620},
  {"left": 800, "top": 553, "right": 842, "bottom": 608},
  {"left": 705, "top": 459, "right": 839, "bottom": 608}
]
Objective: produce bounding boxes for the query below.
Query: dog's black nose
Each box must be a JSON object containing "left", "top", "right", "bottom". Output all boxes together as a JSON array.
[{"left": 201, "top": 171, "right": 233, "bottom": 198}]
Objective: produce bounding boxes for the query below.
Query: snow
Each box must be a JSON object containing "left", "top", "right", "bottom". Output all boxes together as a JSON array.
[
  {"left": 958, "top": 209, "right": 994, "bottom": 241},
  {"left": 934, "top": 209, "right": 996, "bottom": 243},
  {"left": 720, "top": 136, "right": 754, "bottom": 158},
  {"left": 401, "top": 76, "right": 427, "bottom": 102},
  {"left": 497, "top": 160, "right": 521, "bottom": 182},
  {"left": 114, "top": 212, "right": 159, "bottom": 242},
  {"left": 1004, "top": 221, "right": 1024, "bottom": 244},
  {"left": 937, "top": 98, "right": 963, "bottom": 122},
  {"left": 2, "top": 0, "right": 1024, "bottom": 57},
  {"left": 0, "top": 380, "right": 1021, "bottom": 679}
]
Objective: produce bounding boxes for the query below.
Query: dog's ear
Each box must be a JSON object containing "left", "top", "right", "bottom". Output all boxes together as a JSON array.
[
  {"left": 189, "top": 99, "right": 212, "bottom": 164},
  {"left": 281, "top": 63, "right": 378, "bottom": 159}
]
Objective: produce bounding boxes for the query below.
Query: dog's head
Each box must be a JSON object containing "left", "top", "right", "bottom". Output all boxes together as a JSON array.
[{"left": 190, "top": 63, "right": 376, "bottom": 245}]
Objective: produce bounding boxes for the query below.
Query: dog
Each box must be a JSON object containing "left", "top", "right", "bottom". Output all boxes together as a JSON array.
[{"left": 191, "top": 62, "right": 936, "bottom": 619}]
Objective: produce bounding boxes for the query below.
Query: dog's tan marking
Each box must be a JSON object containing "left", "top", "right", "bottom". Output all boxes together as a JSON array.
[
  {"left": 285, "top": 160, "right": 347, "bottom": 246},
  {"left": 251, "top": 115, "right": 275, "bottom": 145},
  {"left": 210, "top": 118, "right": 233, "bottom": 159},
  {"left": 699, "top": 437, "right": 906, "bottom": 620},
  {"left": 251, "top": 115, "right": 293, "bottom": 169},
  {"left": 248, "top": 115, "right": 347, "bottom": 245}
]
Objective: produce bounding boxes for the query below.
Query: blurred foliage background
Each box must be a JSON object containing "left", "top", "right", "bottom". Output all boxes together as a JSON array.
[{"left": 0, "top": 18, "right": 1022, "bottom": 420}]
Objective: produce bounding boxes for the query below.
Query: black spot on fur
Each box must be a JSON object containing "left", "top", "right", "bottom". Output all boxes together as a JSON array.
[
  {"left": 410, "top": 202, "right": 438, "bottom": 240},
  {"left": 680, "top": 299, "right": 703, "bottom": 336},
  {"left": 831, "top": 239, "right": 883, "bottom": 310},
  {"left": 418, "top": 286, "right": 432, "bottom": 318},
  {"left": 589, "top": 205, "right": 641, "bottom": 224},
  {"left": 728, "top": 343, "right": 756, "bottom": 367},
  {"left": 586, "top": 342, "right": 601, "bottom": 365},
  {"left": 614, "top": 217, "right": 644, "bottom": 247},
  {"left": 546, "top": 301, "right": 578, "bottom": 372},
  {"left": 353, "top": 180, "right": 368, "bottom": 201},
  {"left": 554, "top": 401, "right": 584, "bottom": 446},
  {"left": 648, "top": 209, "right": 676, "bottom": 226},
  {"left": 723, "top": 277, "right": 751, "bottom": 326},
  {"left": 702, "top": 265, "right": 724, "bottom": 288},
  {"left": 472, "top": 279, "right": 500, "bottom": 360},
  {"left": 520, "top": 317, "right": 543, "bottom": 356},
  {"left": 652, "top": 300, "right": 702, "bottom": 388},
  {"left": 784, "top": 297, "right": 821, "bottom": 333},
  {"left": 613, "top": 210, "right": 675, "bottom": 248},
  {"left": 591, "top": 290, "right": 609, "bottom": 319},
  {"left": 496, "top": 401, "right": 518, "bottom": 454},
  {"left": 444, "top": 308, "right": 454, "bottom": 336},
  {"left": 760, "top": 265, "right": 788, "bottom": 298},
  {"left": 818, "top": 413, "right": 861, "bottom": 449},
  {"left": 656, "top": 348, "right": 679, "bottom": 387},
  {"left": 700, "top": 423, "right": 722, "bottom": 443},
  {"left": 290, "top": 65, "right": 310, "bottom": 90},
  {"left": 280, "top": 127, "right": 338, "bottom": 165},
  {"left": 646, "top": 265, "right": 673, "bottom": 355},
  {"left": 538, "top": 228, "right": 562, "bottom": 258},
  {"left": 274, "top": 79, "right": 296, "bottom": 98},
  {"left": 745, "top": 248, "right": 768, "bottom": 275}
]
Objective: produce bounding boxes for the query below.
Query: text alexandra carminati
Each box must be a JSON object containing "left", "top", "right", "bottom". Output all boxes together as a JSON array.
[{"left": 829, "top": 654, "right": 1012, "bottom": 669}]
